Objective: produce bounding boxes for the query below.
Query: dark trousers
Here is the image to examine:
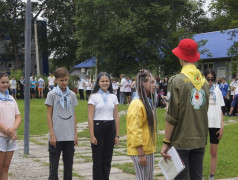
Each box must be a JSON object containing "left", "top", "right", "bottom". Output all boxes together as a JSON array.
[
  {"left": 175, "top": 147, "right": 205, "bottom": 180},
  {"left": 78, "top": 89, "right": 84, "bottom": 100},
  {"left": 222, "top": 97, "right": 228, "bottom": 114},
  {"left": 91, "top": 120, "right": 116, "bottom": 180},
  {"left": 49, "top": 141, "right": 75, "bottom": 180},
  {"left": 86, "top": 90, "right": 91, "bottom": 100}
]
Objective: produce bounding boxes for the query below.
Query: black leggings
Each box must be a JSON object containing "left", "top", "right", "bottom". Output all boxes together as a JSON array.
[
  {"left": 91, "top": 120, "right": 116, "bottom": 180},
  {"left": 48, "top": 141, "right": 75, "bottom": 180}
]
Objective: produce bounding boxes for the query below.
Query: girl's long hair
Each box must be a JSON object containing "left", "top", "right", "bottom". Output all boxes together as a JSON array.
[
  {"left": 92, "top": 72, "right": 113, "bottom": 93},
  {"left": 136, "top": 69, "right": 157, "bottom": 143}
]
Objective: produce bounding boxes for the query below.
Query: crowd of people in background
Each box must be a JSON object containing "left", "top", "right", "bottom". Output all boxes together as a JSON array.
[
  {"left": 8, "top": 69, "right": 238, "bottom": 117},
  {"left": 8, "top": 72, "right": 56, "bottom": 100},
  {"left": 75, "top": 73, "right": 170, "bottom": 108}
]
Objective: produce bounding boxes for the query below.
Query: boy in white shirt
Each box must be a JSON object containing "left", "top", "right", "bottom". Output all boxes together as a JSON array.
[{"left": 48, "top": 73, "right": 55, "bottom": 91}]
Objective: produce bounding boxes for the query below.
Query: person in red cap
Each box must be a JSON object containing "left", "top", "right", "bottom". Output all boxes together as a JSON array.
[{"left": 160, "top": 38, "right": 210, "bottom": 180}]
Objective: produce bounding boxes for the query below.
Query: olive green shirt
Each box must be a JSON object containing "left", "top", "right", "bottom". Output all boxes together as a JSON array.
[{"left": 166, "top": 73, "right": 210, "bottom": 149}]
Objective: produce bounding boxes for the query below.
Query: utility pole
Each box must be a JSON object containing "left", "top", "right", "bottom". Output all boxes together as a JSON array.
[
  {"left": 34, "top": 20, "right": 40, "bottom": 76},
  {"left": 24, "top": 0, "right": 32, "bottom": 155}
]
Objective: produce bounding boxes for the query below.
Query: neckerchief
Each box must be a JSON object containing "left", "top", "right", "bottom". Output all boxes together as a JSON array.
[
  {"left": 220, "top": 82, "right": 228, "bottom": 89},
  {"left": 98, "top": 88, "right": 110, "bottom": 104},
  {"left": 210, "top": 84, "right": 216, "bottom": 103},
  {"left": 0, "top": 90, "right": 13, "bottom": 102},
  {"left": 181, "top": 64, "right": 206, "bottom": 91},
  {"left": 54, "top": 85, "right": 70, "bottom": 109},
  {"left": 20, "top": 80, "right": 24, "bottom": 85}
]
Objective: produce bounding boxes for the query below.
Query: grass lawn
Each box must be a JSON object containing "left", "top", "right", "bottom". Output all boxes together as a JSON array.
[
  {"left": 16, "top": 99, "right": 238, "bottom": 178},
  {"left": 16, "top": 98, "right": 131, "bottom": 138}
]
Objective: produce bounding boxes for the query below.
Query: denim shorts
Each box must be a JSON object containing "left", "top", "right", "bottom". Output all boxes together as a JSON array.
[
  {"left": 0, "top": 136, "right": 18, "bottom": 152},
  {"left": 231, "top": 94, "right": 238, "bottom": 107},
  {"left": 12, "top": 89, "right": 16, "bottom": 95}
]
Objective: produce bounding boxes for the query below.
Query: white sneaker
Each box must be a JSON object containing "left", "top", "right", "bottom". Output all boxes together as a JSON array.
[{"left": 209, "top": 176, "right": 215, "bottom": 180}]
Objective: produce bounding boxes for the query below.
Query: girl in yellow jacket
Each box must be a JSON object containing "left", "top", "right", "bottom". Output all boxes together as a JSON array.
[{"left": 127, "top": 69, "right": 157, "bottom": 180}]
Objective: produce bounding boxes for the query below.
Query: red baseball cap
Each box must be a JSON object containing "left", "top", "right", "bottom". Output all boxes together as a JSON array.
[{"left": 172, "top": 38, "right": 200, "bottom": 62}]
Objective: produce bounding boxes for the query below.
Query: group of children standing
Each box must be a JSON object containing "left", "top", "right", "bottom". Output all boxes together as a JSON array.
[
  {"left": 0, "top": 39, "right": 225, "bottom": 180},
  {"left": 8, "top": 73, "right": 56, "bottom": 100}
]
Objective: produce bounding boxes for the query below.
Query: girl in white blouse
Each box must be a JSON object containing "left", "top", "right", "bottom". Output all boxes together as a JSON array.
[
  {"left": 88, "top": 72, "right": 120, "bottom": 180},
  {"left": 204, "top": 69, "right": 224, "bottom": 180}
]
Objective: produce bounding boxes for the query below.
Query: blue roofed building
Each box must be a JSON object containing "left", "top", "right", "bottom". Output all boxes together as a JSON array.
[
  {"left": 69, "top": 57, "right": 96, "bottom": 80},
  {"left": 194, "top": 28, "right": 238, "bottom": 80}
]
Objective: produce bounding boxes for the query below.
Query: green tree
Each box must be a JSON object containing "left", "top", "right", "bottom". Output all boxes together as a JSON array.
[
  {"left": 0, "top": 0, "right": 48, "bottom": 70},
  {"left": 210, "top": 0, "right": 238, "bottom": 76},
  {"left": 74, "top": 0, "right": 213, "bottom": 77},
  {"left": 210, "top": 0, "right": 238, "bottom": 29},
  {"left": 0, "top": 0, "right": 25, "bottom": 69},
  {"left": 41, "top": 0, "right": 78, "bottom": 70}
]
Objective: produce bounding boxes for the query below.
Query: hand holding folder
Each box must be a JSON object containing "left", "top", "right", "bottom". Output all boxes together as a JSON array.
[{"left": 158, "top": 146, "right": 185, "bottom": 180}]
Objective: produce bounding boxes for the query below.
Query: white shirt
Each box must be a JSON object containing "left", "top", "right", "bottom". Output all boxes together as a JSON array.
[
  {"left": 78, "top": 79, "right": 85, "bottom": 89},
  {"left": 85, "top": 80, "right": 92, "bottom": 90},
  {"left": 208, "top": 86, "right": 225, "bottom": 128},
  {"left": 120, "top": 78, "right": 126, "bottom": 92},
  {"left": 30, "top": 76, "right": 37, "bottom": 82},
  {"left": 230, "top": 81, "right": 235, "bottom": 96},
  {"left": 48, "top": 76, "right": 55, "bottom": 86},
  {"left": 88, "top": 93, "right": 119, "bottom": 120},
  {"left": 10, "top": 80, "right": 17, "bottom": 89},
  {"left": 231, "top": 81, "right": 238, "bottom": 95},
  {"left": 38, "top": 78, "right": 45, "bottom": 89}
]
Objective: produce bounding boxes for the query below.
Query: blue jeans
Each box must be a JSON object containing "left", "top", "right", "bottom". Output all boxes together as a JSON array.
[
  {"left": 231, "top": 94, "right": 238, "bottom": 107},
  {"left": 175, "top": 147, "right": 205, "bottom": 180},
  {"left": 120, "top": 92, "right": 125, "bottom": 104}
]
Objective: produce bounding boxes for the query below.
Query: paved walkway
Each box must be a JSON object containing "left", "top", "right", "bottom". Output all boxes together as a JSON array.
[
  {"left": 9, "top": 135, "right": 163, "bottom": 179},
  {"left": 9, "top": 110, "right": 164, "bottom": 180}
]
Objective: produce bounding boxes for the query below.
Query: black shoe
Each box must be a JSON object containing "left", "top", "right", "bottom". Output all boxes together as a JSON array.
[{"left": 226, "top": 114, "right": 232, "bottom": 117}]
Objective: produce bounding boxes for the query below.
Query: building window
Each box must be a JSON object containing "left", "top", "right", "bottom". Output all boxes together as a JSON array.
[
  {"left": 202, "top": 63, "right": 214, "bottom": 72},
  {"left": 87, "top": 70, "right": 91, "bottom": 76}
]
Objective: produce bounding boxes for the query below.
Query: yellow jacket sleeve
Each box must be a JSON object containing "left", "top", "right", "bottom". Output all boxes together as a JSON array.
[{"left": 127, "top": 101, "right": 144, "bottom": 147}]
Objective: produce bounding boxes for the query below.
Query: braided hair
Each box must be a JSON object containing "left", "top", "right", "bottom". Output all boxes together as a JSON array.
[{"left": 136, "top": 69, "right": 157, "bottom": 143}]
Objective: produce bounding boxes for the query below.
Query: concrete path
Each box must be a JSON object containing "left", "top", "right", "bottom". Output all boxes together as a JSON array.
[
  {"left": 9, "top": 110, "right": 164, "bottom": 180},
  {"left": 9, "top": 135, "right": 163, "bottom": 180}
]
